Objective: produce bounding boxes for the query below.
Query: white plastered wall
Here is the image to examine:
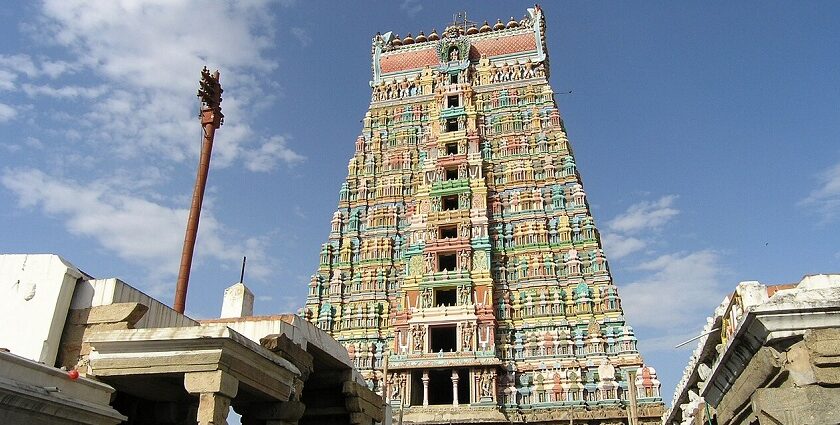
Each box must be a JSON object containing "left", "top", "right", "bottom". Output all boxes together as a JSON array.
[{"left": 0, "top": 254, "right": 81, "bottom": 364}]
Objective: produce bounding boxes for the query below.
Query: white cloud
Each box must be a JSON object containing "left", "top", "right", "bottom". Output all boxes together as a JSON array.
[
  {"left": 276, "top": 295, "right": 306, "bottom": 313},
  {"left": 1, "top": 143, "right": 22, "bottom": 153},
  {"left": 0, "top": 70, "right": 18, "bottom": 91},
  {"left": 26, "top": 0, "right": 302, "bottom": 169},
  {"left": 2, "top": 1, "right": 300, "bottom": 300},
  {"left": 0, "top": 103, "right": 17, "bottom": 122},
  {"left": 3, "top": 168, "right": 185, "bottom": 267},
  {"left": 290, "top": 27, "right": 312, "bottom": 47},
  {"left": 601, "top": 195, "right": 680, "bottom": 260},
  {"left": 801, "top": 161, "right": 840, "bottom": 221},
  {"left": 600, "top": 233, "right": 646, "bottom": 260},
  {"left": 400, "top": 0, "right": 423, "bottom": 18},
  {"left": 0, "top": 54, "right": 78, "bottom": 86},
  {"left": 619, "top": 250, "right": 727, "bottom": 331},
  {"left": 39, "top": 59, "right": 80, "bottom": 79},
  {"left": 244, "top": 135, "right": 305, "bottom": 172},
  {"left": 607, "top": 195, "right": 679, "bottom": 234},
  {"left": 600, "top": 196, "right": 728, "bottom": 348},
  {"left": 24, "top": 137, "right": 44, "bottom": 149},
  {"left": 0, "top": 54, "right": 38, "bottom": 78},
  {"left": 22, "top": 83, "right": 108, "bottom": 99},
  {"left": 40, "top": 1, "right": 276, "bottom": 91},
  {"left": 1, "top": 168, "right": 275, "bottom": 287}
]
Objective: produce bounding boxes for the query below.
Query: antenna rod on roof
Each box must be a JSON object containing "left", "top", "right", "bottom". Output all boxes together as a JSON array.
[{"left": 240, "top": 256, "right": 247, "bottom": 283}]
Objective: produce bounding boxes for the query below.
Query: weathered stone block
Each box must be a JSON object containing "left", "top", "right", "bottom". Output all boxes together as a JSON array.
[
  {"left": 67, "top": 303, "right": 149, "bottom": 326},
  {"left": 804, "top": 328, "right": 840, "bottom": 384},
  {"left": 716, "top": 346, "right": 782, "bottom": 424},
  {"left": 342, "top": 380, "right": 383, "bottom": 406},
  {"left": 752, "top": 386, "right": 840, "bottom": 425},
  {"left": 185, "top": 370, "right": 239, "bottom": 398},
  {"left": 261, "top": 334, "right": 314, "bottom": 380},
  {"left": 197, "top": 392, "right": 232, "bottom": 425}
]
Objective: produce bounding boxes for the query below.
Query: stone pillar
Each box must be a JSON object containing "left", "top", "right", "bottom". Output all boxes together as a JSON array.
[
  {"left": 198, "top": 393, "right": 232, "bottom": 425},
  {"left": 422, "top": 370, "right": 430, "bottom": 406},
  {"left": 342, "top": 381, "right": 385, "bottom": 425},
  {"left": 185, "top": 370, "right": 239, "bottom": 425},
  {"left": 221, "top": 282, "right": 254, "bottom": 318},
  {"left": 451, "top": 370, "right": 459, "bottom": 406}
]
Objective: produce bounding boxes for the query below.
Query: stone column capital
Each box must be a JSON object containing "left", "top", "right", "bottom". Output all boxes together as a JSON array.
[{"left": 185, "top": 370, "right": 239, "bottom": 399}]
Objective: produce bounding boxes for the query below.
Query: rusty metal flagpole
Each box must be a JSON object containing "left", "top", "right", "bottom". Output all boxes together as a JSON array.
[{"left": 174, "top": 67, "right": 224, "bottom": 314}]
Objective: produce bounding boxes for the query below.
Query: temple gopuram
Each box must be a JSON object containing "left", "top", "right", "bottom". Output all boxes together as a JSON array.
[{"left": 303, "top": 7, "right": 664, "bottom": 424}]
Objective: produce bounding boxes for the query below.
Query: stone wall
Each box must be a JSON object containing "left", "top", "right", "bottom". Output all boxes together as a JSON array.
[{"left": 716, "top": 328, "right": 840, "bottom": 424}]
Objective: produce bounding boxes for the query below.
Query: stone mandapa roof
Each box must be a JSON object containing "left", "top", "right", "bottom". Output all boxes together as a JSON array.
[{"left": 663, "top": 274, "right": 840, "bottom": 425}]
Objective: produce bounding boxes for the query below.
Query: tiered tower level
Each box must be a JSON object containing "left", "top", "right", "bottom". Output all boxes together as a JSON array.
[{"left": 304, "top": 7, "right": 664, "bottom": 424}]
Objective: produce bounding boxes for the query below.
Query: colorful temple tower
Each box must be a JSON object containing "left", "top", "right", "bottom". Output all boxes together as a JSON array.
[{"left": 304, "top": 7, "right": 664, "bottom": 424}]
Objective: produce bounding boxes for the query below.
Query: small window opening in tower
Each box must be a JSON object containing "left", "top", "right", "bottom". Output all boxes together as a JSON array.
[
  {"left": 456, "top": 368, "right": 469, "bottom": 403},
  {"left": 445, "top": 167, "right": 458, "bottom": 181},
  {"left": 442, "top": 195, "right": 458, "bottom": 211},
  {"left": 435, "top": 288, "right": 456, "bottom": 306},
  {"left": 430, "top": 325, "right": 457, "bottom": 352},
  {"left": 445, "top": 143, "right": 458, "bottom": 155},
  {"left": 439, "top": 225, "right": 457, "bottom": 239},
  {"left": 427, "top": 369, "right": 454, "bottom": 404},
  {"left": 449, "top": 73, "right": 458, "bottom": 84},
  {"left": 410, "top": 370, "right": 424, "bottom": 405},
  {"left": 447, "top": 95, "right": 459, "bottom": 108},
  {"left": 438, "top": 252, "right": 456, "bottom": 271},
  {"left": 446, "top": 118, "right": 458, "bottom": 132}
]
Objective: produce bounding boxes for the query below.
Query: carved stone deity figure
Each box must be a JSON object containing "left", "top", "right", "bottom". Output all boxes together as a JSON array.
[
  {"left": 473, "top": 250, "right": 488, "bottom": 272},
  {"left": 389, "top": 373, "right": 402, "bottom": 400},
  {"left": 412, "top": 326, "right": 425, "bottom": 352},
  {"left": 421, "top": 288, "right": 433, "bottom": 308},
  {"left": 449, "top": 47, "right": 459, "bottom": 61},
  {"left": 431, "top": 196, "right": 441, "bottom": 211},
  {"left": 462, "top": 322, "right": 474, "bottom": 350},
  {"left": 435, "top": 72, "right": 446, "bottom": 89},
  {"left": 459, "top": 249, "right": 471, "bottom": 271},
  {"left": 458, "top": 192, "right": 471, "bottom": 209},
  {"left": 597, "top": 360, "right": 616, "bottom": 382},
  {"left": 459, "top": 286, "right": 471, "bottom": 305},
  {"left": 424, "top": 252, "right": 435, "bottom": 274},
  {"left": 480, "top": 371, "right": 494, "bottom": 398},
  {"left": 459, "top": 222, "right": 470, "bottom": 239},
  {"left": 399, "top": 78, "right": 410, "bottom": 98},
  {"left": 588, "top": 320, "right": 601, "bottom": 337}
]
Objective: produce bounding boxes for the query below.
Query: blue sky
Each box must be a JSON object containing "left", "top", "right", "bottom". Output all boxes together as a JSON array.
[{"left": 1, "top": 1, "right": 839, "bottom": 406}]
